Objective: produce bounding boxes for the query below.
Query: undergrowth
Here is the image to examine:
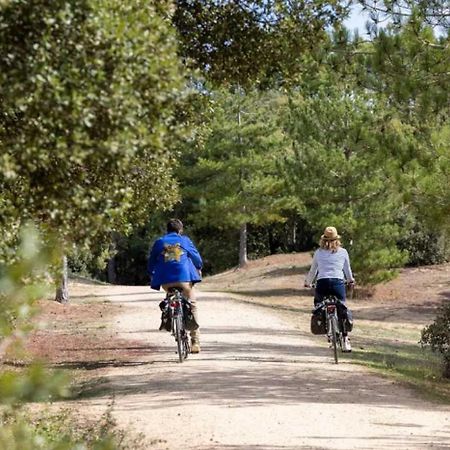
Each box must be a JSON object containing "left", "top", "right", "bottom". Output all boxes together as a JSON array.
[{"left": 0, "top": 402, "right": 150, "bottom": 450}]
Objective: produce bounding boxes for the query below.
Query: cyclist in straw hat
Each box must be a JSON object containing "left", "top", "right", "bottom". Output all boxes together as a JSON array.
[{"left": 304, "top": 226, "right": 355, "bottom": 351}]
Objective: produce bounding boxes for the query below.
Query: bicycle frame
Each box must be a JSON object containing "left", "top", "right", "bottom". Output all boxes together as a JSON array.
[
  {"left": 322, "top": 296, "right": 343, "bottom": 364},
  {"left": 165, "top": 288, "right": 190, "bottom": 362}
]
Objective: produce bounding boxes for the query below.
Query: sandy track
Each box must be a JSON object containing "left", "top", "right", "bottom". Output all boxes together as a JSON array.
[{"left": 80, "top": 285, "right": 450, "bottom": 450}]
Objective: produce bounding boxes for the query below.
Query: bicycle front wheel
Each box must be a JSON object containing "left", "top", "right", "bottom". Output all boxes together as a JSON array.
[
  {"left": 174, "top": 315, "right": 184, "bottom": 363},
  {"left": 330, "top": 316, "right": 339, "bottom": 364}
]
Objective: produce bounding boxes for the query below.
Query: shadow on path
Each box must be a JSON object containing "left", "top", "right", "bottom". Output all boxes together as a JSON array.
[{"left": 76, "top": 325, "right": 432, "bottom": 412}]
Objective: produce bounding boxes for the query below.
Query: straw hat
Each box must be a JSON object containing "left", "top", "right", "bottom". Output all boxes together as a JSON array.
[{"left": 321, "top": 226, "right": 341, "bottom": 241}]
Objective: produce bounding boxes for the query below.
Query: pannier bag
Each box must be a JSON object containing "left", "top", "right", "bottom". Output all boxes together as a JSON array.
[
  {"left": 337, "top": 301, "right": 354, "bottom": 333},
  {"left": 159, "top": 300, "right": 172, "bottom": 332},
  {"left": 310, "top": 304, "right": 327, "bottom": 335},
  {"left": 183, "top": 300, "right": 199, "bottom": 331},
  {"left": 158, "top": 298, "right": 199, "bottom": 332},
  {"left": 310, "top": 301, "right": 354, "bottom": 335}
]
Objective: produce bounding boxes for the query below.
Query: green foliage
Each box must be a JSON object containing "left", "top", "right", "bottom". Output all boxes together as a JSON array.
[
  {"left": 358, "top": 1, "right": 450, "bottom": 33},
  {"left": 0, "top": 365, "right": 69, "bottom": 405},
  {"left": 0, "top": 226, "right": 54, "bottom": 339},
  {"left": 183, "top": 89, "right": 296, "bottom": 230},
  {"left": 0, "top": 229, "right": 69, "bottom": 410},
  {"left": 0, "top": 228, "right": 69, "bottom": 444},
  {"left": 246, "top": 219, "right": 315, "bottom": 259},
  {"left": 0, "top": 405, "right": 146, "bottom": 449},
  {"left": 283, "top": 83, "right": 408, "bottom": 283},
  {"left": 0, "top": 227, "right": 141, "bottom": 447},
  {"left": 277, "top": 18, "right": 450, "bottom": 283},
  {"left": 366, "top": 22, "right": 449, "bottom": 125},
  {"left": 173, "top": 0, "right": 349, "bottom": 86},
  {"left": 398, "top": 223, "right": 448, "bottom": 266},
  {"left": 0, "top": 0, "right": 184, "bottom": 259},
  {"left": 120, "top": 13, "right": 448, "bottom": 282},
  {"left": 71, "top": 215, "right": 170, "bottom": 284},
  {"left": 68, "top": 241, "right": 112, "bottom": 280},
  {"left": 104, "top": 230, "right": 153, "bottom": 285},
  {"left": 366, "top": 22, "right": 450, "bottom": 245},
  {"left": 2, "top": 0, "right": 446, "bottom": 287},
  {"left": 421, "top": 303, "right": 450, "bottom": 378},
  {"left": 193, "top": 226, "right": 240, "bottom": 274},
  {"left": 411, "top": 124, "right": 450, "bottom": 236}
]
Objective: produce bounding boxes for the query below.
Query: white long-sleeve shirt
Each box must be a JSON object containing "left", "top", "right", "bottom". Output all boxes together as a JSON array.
[{"left": 305, "top": 247, "right": 354, "bottom": 285}]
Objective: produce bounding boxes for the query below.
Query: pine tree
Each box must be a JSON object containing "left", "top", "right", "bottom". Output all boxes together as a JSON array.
[
  {"left": 283, "top": 80, "right": 408, "bottom": 284},
  {"left": 363, "top": 11, "right": 450, "bottom": 252},
  {"left": 279, "top": 16, "right": 449, "bottom": 283},
  {"left": 183, "top": 89, "right": 296, "bottom": 267}
]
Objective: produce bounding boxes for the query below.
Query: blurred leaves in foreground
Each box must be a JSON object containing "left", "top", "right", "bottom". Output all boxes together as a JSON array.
[
  {"left": 0, "top": 404, "right": 146, "bottom": 450},
  {"left": 0, "top": 227, "right": 137, "bottom": 449}
]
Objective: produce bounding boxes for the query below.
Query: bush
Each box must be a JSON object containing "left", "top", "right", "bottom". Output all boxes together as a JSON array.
[
  {"left": 421, "top": 302, "right": 450, "bottom": 378},
  {"left": 398, "top": 224, "right": 448, "bottom": 266}
]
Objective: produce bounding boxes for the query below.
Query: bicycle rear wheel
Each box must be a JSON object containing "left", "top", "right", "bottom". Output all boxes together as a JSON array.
[
  {"left": 330, "top": 316, "right": 339, "bottom": 364},
  {"left": 182, "top": 331, "right": 190, "bottom": 360},
  {"left": 174, "top": 315, "right": 184, "bottom": 363}
]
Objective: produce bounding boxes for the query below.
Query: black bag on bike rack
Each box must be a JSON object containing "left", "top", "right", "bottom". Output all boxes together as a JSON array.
[
  {"left": 337, "top": 301, "right": 353, "bottom": 332},
  {"left": 310, "top": 304, "right": 327, "bottom": 335},
  {"left": 345, "top": 308, "right": 353, "bottom": 332},
  {"left": 183, "top": 300, "right": 199, "bottom": 331},
  {"left": 159, "top": 300, "right": 172, "bottom": 332}
]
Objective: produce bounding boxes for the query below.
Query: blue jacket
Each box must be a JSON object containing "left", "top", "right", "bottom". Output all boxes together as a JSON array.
[{"left": 147, "top": 232, "right": 203, "bottom": 290}]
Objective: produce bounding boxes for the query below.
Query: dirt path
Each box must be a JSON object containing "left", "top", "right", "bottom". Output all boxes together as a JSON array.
[{"left": 79, "top": 284, "right": 450, "bottom": 450}]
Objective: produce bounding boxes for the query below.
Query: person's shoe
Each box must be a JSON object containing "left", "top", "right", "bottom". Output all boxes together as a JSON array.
[
  {"left": 343, "top": 337, "right": 352, "bottom": 352},
  {"left": 191, "top": 341, "right": 200, "bottom": 354}
]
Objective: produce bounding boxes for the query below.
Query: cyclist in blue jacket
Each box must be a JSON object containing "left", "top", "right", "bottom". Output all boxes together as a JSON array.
[{"left": 148, "top": 219, "right": 203, "bottom": 353}]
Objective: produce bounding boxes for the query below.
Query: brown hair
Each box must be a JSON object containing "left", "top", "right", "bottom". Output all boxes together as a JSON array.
[{"left": 167, "top": 218, "right": 183, "bottom": 234}]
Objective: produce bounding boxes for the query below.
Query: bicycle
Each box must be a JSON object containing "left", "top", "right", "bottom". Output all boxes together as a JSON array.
[
  {"left": 160, "top": 287, "right": 191, "bottom": 362},
  {"left": 312, "top": 294, "right": 354, "bottom": 364},
  {"left": 322, "top": 296, "right": 344, "bottom": 364},
  {"left": 309, "top": 280, "right": 354, "bottom": 363}
]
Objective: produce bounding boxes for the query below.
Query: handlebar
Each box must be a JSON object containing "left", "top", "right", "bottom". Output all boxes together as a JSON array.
[{"left": 304, "top": 280, "right": 355, "bottom": 288}]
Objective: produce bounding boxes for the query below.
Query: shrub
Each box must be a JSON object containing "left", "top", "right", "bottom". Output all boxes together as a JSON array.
[
  {"left": 398, "top": 224, "right": 448, "bottom": 266},
  {"left": 420, "top": 302, "right": 450, "bottom": 378}
]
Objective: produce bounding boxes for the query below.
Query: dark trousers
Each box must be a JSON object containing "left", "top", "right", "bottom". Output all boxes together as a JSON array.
[{"left": 314, "top": 278, "right": 346, "bottom": 305}]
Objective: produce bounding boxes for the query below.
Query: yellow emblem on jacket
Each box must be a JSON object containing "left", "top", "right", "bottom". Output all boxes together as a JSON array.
[{"left": 163, "top": 243, "right": 184, "bottom": 262}]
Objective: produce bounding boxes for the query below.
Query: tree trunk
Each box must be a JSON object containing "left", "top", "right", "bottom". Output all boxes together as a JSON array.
[
  {"left": 237, "top": 97, "right": 248, "bottom": 268},
  {"left": 292, "top": 219, "right": 297, "bottom": 246},
  {"left": 107, "top": 255, "right": 117, "bottom": 284},
  {"left": 444, "top": 358, "right": 450, "bottom": 380},
  {"left": 239, "top": 223, "right": 248, "bottom": 267},
  {"left": 268, "top": 228, "right": 276, "bottom": 254},
  {"left": 55, "top": 255, "right": 69, "bottom": 304},
  {"left": 107, "top": 232, "right": 119, "bottom": 284}
]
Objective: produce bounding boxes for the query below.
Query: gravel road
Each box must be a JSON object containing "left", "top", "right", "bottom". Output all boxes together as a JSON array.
[{"left": 81, "top": 285, "right": 450, "bottom": 450}]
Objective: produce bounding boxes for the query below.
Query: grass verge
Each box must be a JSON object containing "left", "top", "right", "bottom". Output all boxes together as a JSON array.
[{"left": 336, "top": 321, "right": 450, "bottom": 403}]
